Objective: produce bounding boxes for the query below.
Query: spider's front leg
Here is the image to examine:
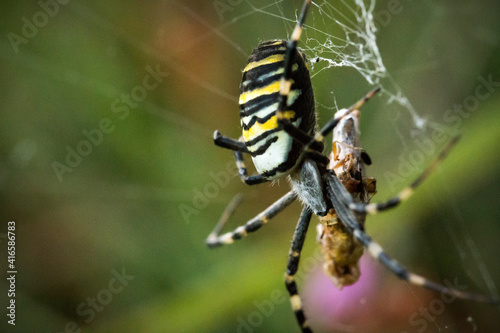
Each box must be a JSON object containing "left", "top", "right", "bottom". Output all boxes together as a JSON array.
[
  {"left": 277, "top": 88, "right": 381, "bottom": 165},
  {"left": 336, "top": 135, "right": 461, "bottom": 215}
]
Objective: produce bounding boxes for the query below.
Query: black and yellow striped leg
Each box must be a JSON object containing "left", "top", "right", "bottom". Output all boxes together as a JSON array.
[
  {"left": 233, "top": 149, "right": 268, "bottom": 185},
  {"left": 352, "top": 228, "right": 499, "bottom": 303},
  {"left": 326, "top": 174, "right": 499, "bottom": 304},
  {"left": 206, "top": 190, "right": 297, "bottom": 248},
  {"left": 279, "top": 0, "right": 311, "bottom": 100},
  {"left": 214, "top": 130, "right": 269, "bottom": 185},
  {"left": 277, "top": 88, "right": 380, "bottom": 178},
  {"left": 300, "top": 87, "right": 380, "bottom": 155},
  {"left": 279, "top": 120, "right": 324, "bottom": 153},
  {"left": 285, "top": 207, "right": 313, "bottom": 333},
  {"left": 276, "top": 0, "right": 316, "bottom": 148},
  {"left": 275, "top": 0, "right": 378, "bottom": 156},
  {"left": 206, "top": 194, "right": 243, "bottom": 243},
  {"left": 233, "top": 150, "right": 268, "bottom": 185},
  {"left": 338, "top": 135, "right": 461, "bottom": 215},
  {"left": 281, "top": 87, "right": 380, "bottom": 164},
  {"left": 233, "top": 150, "right": 248, "bottom": 181}
]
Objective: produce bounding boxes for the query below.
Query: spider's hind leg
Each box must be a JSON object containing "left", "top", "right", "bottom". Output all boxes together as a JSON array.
[
  {"left": 285, "top": 207, "right": 313, "bottom": 333},
  {"left": 206, "top": 190, "right": 297, "bottom": 248},
  {"left": 352, "top": 227, "right": 499, "bottom": 303},
  {"left": 326, "top": 172, "right": 499, "bottom": 304}
]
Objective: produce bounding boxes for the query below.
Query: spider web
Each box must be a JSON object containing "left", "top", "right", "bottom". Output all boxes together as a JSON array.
[
  {"left": 242, "top": 0, "right": 427, "bottom": 138},
  {"left": 308, "top": 1, "right": 424, "bottom": 122}
]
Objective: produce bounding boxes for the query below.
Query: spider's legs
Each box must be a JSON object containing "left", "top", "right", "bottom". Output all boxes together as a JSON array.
[
  {"left": 213, "top": 130, "right": 249, "bottom": 153},
  {"left": 301, "top": 87, "right": 380, "bottom": 155},
  {"left": 275, "top": 0, "right": 323, "bottom": 154},
  {"left": 233, "top": 150, "right": 268, "bottom": 185},
  {"left": 278, "top": 61, "right": 380, "bottom": 158},
  {"left": 336, "top": 135, "right": 461, "bottom": 215},
  {"left": 285, "top": 207, "right": 313, "bottom": 333},
  {"left": 352, "top": 228, "right": 499, "bottom": 303},
  {"left": 213, "top": 130, "right": 269, "bottom": 185},
  {"left": 326, "top": 172, "right": 499, "bottom": 303},
  {"left": 206, "top": 190, "right": 297, "bottom": 248},
  {"left": 278, "top": 0, "right": 311, "bottom": 113},
  {"left": 289, "top": 88, "right": 380, "bottom": 167}
]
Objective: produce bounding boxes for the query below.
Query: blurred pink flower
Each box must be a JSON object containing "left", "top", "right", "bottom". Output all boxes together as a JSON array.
[{"left": 303, "top": 255, "right": 381, "bottom": 330}]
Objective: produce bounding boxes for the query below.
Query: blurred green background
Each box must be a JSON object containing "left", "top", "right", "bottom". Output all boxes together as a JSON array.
[{"left": 1, "top": 0, "right": 499, "bottom": 332}]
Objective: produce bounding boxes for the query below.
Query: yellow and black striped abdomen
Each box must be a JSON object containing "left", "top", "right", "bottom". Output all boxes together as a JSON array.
[{"left": 239, "top": 40, "right": 315, "bottom": 179}]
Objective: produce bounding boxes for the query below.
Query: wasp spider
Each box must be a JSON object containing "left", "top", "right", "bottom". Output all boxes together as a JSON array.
[{"left": 206, "top": 1, "right": 498, "bottom": 331}]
